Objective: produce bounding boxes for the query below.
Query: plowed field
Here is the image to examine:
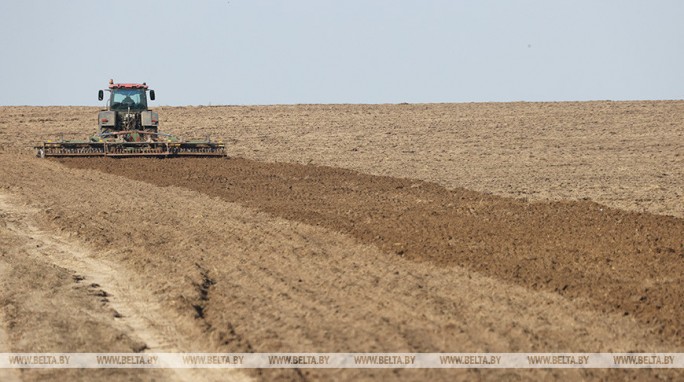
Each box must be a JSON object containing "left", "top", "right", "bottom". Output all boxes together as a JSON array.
[{"left": 1, "top": 102, "right": 683, "bottom": 381}]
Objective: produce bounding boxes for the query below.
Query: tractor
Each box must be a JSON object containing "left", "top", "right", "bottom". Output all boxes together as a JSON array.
[{"left": 35, "top": 80, "right": 225, "bottom": 157}]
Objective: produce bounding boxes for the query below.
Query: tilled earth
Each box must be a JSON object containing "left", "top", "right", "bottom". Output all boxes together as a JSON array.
[
  {"left": 60, "top": 157, "right": 684, "bottom": 342},
  {"left": 0, "top": 102, "right": 683, "bottom": 381}
]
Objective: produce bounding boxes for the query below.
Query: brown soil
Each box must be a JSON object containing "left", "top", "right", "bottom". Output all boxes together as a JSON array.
[
  {"left": 2, "top": 102, "right": 683, "bottom": 218},
  {"left": 1, "top": 102, "right": 683, "bottom": 381},
  {"left": 59, "top": 157, "right": 684, "bottom": 346}
]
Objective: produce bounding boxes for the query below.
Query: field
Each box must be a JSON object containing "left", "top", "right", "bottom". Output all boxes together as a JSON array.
[{"left": 0, "top": 101, "right": 683, "bottom": 381}]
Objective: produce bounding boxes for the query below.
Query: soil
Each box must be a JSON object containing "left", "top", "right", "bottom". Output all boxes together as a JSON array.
[
  {"left": 0, "top": 102, "right": 683, "bottom": 381},
  {"left": 58, "top": 156, "right": 684, "bottom": 345}
]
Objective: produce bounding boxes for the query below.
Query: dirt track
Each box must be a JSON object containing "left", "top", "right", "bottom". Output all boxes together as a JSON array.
[{"left": 1, "top": 102, "right": 683, "bottom": 381}]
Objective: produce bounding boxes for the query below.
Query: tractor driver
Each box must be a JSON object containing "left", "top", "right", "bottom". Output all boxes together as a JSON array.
[{"left": 121, "top": 96, "right": 135, "bottom": 107}]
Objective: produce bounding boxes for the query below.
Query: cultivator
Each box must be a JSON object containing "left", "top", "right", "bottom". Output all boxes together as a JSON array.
[
  {"left": 37, "top": 134, "right": 225, "bottom": 158},
  {"left": 35, "top": 80, "right": 226, "bottom": 158}
]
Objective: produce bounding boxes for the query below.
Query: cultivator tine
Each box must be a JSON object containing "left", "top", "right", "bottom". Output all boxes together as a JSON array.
[
  {"left": 37, "top": 143, "right": 106, "bottom": 157},
  {"left": 175, "top": 147, "right": 226, "bottom": 156},
  {"left": 102, "top": 142, "right": 170, "bottom": 157}
]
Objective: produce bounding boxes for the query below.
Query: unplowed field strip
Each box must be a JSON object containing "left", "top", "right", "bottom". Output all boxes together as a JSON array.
[{"left": 59, "top": 157, "right": 684, "bottom": 348}]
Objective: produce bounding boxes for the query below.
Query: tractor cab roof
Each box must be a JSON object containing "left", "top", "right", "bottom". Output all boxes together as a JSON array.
[{"left": 109, "top": 83, "right": 149, "bottom": 90}]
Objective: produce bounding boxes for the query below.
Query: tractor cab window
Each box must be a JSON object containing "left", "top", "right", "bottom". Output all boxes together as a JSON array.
[{"left": 110, "top": 89, "right": 147, "bottom": 111}]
